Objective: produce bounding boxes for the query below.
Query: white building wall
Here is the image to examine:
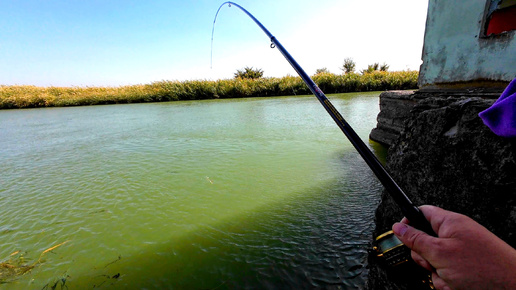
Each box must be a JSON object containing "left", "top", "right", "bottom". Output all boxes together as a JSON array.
[{"left": 418, "top": 0, "right": 516, "bottom": 90}]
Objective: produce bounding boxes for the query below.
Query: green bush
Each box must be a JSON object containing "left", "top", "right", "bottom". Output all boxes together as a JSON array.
[{"left": 234, "top": 67, "right": 264, "bottom": 79}]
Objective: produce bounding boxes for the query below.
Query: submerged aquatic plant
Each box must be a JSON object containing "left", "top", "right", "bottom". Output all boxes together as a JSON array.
[
  {"left": 0, "top": 241, "right": 70, "bottom": 284},
  {"left": 0, "top": 251, "right": 35, "bottom": 284}
]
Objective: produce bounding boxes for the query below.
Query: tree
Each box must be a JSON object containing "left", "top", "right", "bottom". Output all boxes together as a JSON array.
[
  {"left": 341, "top": 58, "right": 356, "bottom": 74},
  {"left": 234, "top": 67, "right": 264, "bottom": 79},
  {"left": 315, "top": 68, "right": 330, "bottom": 74},
  {"left": 361, "top": 62, "right": 389, "bottom": 74},
  {"left": 380, "top": 63, "right": 389, "bottom": 71},
  {"left": 361, "top": 63, "right": 378, "bottom": 74}
]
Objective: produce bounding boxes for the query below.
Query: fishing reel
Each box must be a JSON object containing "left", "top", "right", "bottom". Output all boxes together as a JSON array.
[
  {"left": 373, "top": 230, "right": 435, "bottom": 289},
  {"left": 373, "top": 230, "right": 411, "bottom": 267}
]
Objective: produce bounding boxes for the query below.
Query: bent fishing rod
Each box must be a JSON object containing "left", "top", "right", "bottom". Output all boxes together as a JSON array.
[{"left": 213, "top": 2, "right": 436, "bottom": 237}]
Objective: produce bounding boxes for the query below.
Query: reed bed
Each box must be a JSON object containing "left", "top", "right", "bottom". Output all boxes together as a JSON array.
[{"left": 0, "top": 71, "right": 418, "bottom": 109}]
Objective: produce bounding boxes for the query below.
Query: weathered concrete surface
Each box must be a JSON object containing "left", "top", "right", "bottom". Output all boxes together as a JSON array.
[
  {"left": 367, "top": 95, "right": 516, "bottom": 289},
  {"left": 370, "top": 90, "right": 504, "bottom": 147},
  {"left": 419, "top": 0, "right": 516, "bottom": 90},
  {"left": 369, "top": 91, "right": 417, "bottom": 146}
]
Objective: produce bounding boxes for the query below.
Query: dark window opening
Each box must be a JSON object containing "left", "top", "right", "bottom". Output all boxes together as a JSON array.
[{"left": 482, "top": 0, "right": 516, "bottom": 36}]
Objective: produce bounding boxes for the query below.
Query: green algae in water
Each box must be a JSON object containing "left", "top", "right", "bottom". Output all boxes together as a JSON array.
[{"left": 0, "top": 92, "right": 385, "bottom": 288}]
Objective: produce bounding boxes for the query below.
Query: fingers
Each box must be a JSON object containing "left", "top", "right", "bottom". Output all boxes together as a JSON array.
[
  {"left": 392, "top": 222, "right": 436, "bottom": 257},
  {"left": 399, "top": 205, "right": 451, "bottom": 236},
  {"left": 399, "top": 205, "right": 441, "bottom": 227},
  {"left": 431, "top": 272, "right": 451, "bottom": 290},
  {"left": 417, "top": 205, "right": 449, "bottom": 235},
  {"left": 411, "top": 250, "right": 433, "bottom": 272}
]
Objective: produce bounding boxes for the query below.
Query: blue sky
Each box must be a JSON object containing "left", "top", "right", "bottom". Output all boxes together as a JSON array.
[{"left": 1, "top": 0, "right": 429, "bottom": 87}]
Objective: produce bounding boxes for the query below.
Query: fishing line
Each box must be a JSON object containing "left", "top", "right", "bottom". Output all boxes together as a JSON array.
[
  {"left": 211, "top": 2, "right": 235, "bottom": 69},
  {"left": 211, "top": 2, "right": 436, "bottom": 237}
]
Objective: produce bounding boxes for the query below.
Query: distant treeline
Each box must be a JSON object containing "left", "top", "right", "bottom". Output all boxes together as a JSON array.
[{"left": 0, "top": 71, "right": 418, "bottom": 109}]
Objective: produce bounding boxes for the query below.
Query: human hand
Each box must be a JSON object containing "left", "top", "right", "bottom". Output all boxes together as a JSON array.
[{"left": 392, "top": 205, "right": 516, "bottom": 290}]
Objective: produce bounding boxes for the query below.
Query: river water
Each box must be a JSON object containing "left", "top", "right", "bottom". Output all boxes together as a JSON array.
[{"left": 0, "top": 92, "right": 386, "bottom": 289}]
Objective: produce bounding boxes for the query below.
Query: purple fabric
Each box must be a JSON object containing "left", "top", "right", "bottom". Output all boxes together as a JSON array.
[{"left": 479, "top": 78, "right": 516, "bottom": 138}]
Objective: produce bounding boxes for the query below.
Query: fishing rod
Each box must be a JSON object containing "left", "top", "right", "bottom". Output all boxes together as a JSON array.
[{"left": 212, "top": 2, "right": 436, "bottom": 237}]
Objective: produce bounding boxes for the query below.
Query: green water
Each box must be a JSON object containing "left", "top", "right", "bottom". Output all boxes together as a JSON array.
[{"left": 0, "top": 92, "right": 385, "bottom": 289}]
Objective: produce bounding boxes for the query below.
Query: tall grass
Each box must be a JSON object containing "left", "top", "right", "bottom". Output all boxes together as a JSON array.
[{"left": 0, "top": 71, "right": 418, "bottom": 109}]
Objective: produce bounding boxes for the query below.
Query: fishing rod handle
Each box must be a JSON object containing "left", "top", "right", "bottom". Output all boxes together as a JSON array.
[{"left": 405, "top": 206, "right": 437, "bottom": 237}]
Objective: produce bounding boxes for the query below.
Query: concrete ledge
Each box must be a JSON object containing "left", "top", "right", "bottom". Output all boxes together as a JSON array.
[{"left": 369, "top": 90, "right": 417, "bottom": 146}]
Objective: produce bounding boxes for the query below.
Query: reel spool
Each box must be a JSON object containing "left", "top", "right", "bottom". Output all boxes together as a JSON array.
[
  {"left": 373, "top": 230, "right": 411, "bottom": 267},
  {"left": 373, "top": 230, "right": 435, "bottom": 289}
]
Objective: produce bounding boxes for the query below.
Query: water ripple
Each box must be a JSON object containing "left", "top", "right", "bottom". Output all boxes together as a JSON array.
[{"left": 0, "top": 94, "right": 383, "bottom": 289}]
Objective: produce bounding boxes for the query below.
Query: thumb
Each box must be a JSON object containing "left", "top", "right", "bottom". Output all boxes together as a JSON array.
[{"left": 392, "top": 222, "right": 435, "bottom": 256}]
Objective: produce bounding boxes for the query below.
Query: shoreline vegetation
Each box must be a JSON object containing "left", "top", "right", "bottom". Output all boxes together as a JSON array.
[{"left": 0, "top": 71, "right": 418, "bottom": 110}]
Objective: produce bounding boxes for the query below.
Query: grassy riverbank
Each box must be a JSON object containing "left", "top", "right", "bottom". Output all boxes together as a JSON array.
[{"left": 0, "top": 71, "right": 417, "bottom": 109}]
